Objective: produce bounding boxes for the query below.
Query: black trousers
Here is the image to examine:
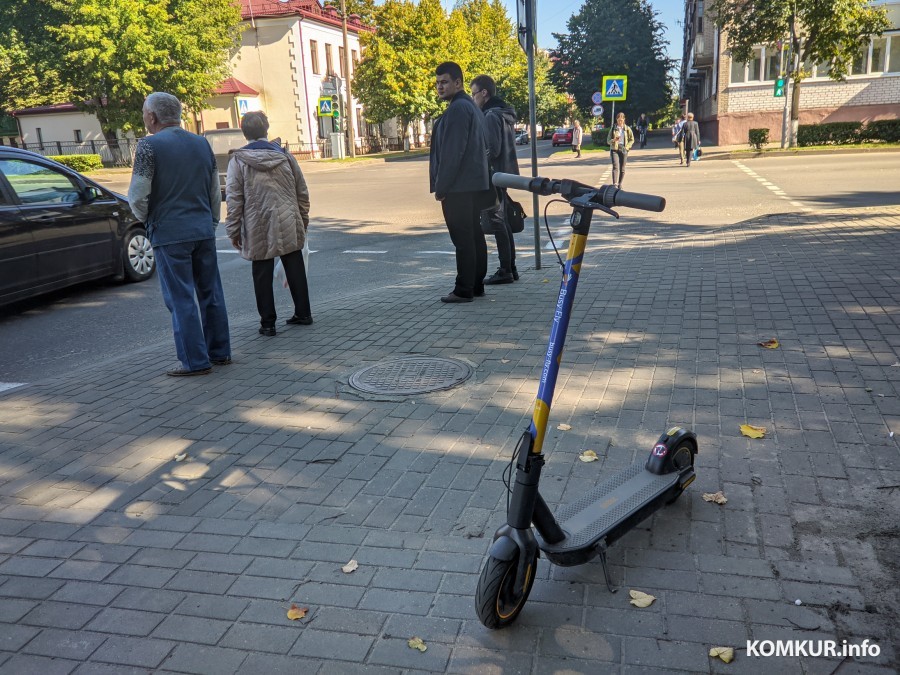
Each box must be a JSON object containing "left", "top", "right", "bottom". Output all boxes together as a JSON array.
[
  {"left": 480, "top": 192, "right": 516, "bottom": 273},
  {"left": 251, "top": 248, "right": 311, "bottom": 327},
  {"left": 610, "top": 149, "right": 628, "bottom": 186},
  {"left": 442, "top": 191, "right": 487, "bottom": 298},
  {"left": 685, "top": 141, "right": 695, "bottom": 166}
]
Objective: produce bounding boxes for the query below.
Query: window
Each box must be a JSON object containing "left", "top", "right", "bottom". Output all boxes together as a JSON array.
[
  {"left": 351, "top": 49, "right": 359, "bottom": 65},
  {"left": 815, "top": 59, "right": 831, "bottom": 78},
  {"left": 747, "top": 47, "right": 762, "bottom": 80},
  {"left": 310, "top": 40, "right": 320, "bottom": 75},
  {"left": 730, "top": 57, "right": 746, "bottom": 83},
  {"left": 0, "top": 158, "right": 81, "bottom": 205},
  {"left": 325, "top": 44, "right": 334, "bottom": 76},
  {"left": 871, "top": 37, "right": 887, "bottom": 73},
  {"left": 764, "top": 45, "right": 781, "bottom": 81},
  {"left": 889, "top": 35, "right": 900, "bottom": 72},
  {"left": 339, "top": 46, "right": 345, "bottom": 77},
  {"left": 850, "top": 44, "right": 867, "bottom": 74},
  {"left": 74, "top": 129, "right": 83, "bottom": 142}
]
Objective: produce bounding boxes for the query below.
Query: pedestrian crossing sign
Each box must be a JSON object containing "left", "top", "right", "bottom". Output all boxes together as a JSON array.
[
  {"left": 602, "top": 75, "right": 627, "bottom": 101},
  {"left": 317, "top": 97, "right": 334, "bottom": 116}
]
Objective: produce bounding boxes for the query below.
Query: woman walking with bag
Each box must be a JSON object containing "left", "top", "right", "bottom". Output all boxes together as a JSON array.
[
  {"left": 572, "top": 120, "right": 583, "bottom": 158},
  {"left": 606, "top": 112, "right": 634, "bottom": 189},
  {"left": 225, "top": 111, "right": 313, "bottom": 336}
]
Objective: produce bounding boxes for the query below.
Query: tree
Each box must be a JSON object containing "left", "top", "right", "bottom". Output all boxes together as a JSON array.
[
  {"left": 551, "top": 0, "right": 673, "bottom": 125},
  {"left": 710, "top": 0, "right": 890, "bottom": 146},
  {"left": 354, "top": 0, "right": 452, "bottom": 143},
  {"left": 1, "top": 0, "right": 242, "bottom": 156}
]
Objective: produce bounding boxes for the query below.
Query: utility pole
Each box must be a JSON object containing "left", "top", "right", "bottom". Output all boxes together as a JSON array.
[
  {"left": 340, "top": 0, "right": 356, "bottom": 158},
  {"left": 780, "top": 40, "right": 791, "bottom": 148},
  {"left": 523, "top": 0, "right": 541, "bottom": 270}
]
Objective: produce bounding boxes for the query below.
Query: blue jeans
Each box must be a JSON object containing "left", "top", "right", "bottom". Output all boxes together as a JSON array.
[{"left": 155, "top": 239, "right": 230, "bottom": 370}]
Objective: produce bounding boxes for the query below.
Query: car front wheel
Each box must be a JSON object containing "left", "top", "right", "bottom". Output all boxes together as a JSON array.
[{"left": 123, "top": 227, "right": 155, "bottom": 282}]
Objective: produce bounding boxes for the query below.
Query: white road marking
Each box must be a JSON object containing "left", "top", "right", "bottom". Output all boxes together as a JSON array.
[
  {"left": 0, "top": 382, "right": 26, "bottom": 393},
  {"left": 418, "top": 250, "right": 455, "bottom": 255},
  {"left": 733, "top": 160, "right": 811, "bottom": 213},
  {"left": 343, "top": 250, "right": 388, "bottom": 254}
]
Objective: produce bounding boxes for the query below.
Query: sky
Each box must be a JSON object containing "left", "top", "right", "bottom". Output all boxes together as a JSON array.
[{"left": 450, "top": 0, "right": 686, "bottom": 63}]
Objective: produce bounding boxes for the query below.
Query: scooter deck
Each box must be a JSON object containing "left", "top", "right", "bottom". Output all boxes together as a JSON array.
[{"left": 536, "top": 462, "right": 684, "bottom": 564}]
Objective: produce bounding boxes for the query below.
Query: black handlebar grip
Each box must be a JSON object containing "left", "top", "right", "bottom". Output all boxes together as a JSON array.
[
  {"left": 491, "top": 173, "right": 535, "bottom": 192},
  {"left": 609, "top": 188, "right": 666, "bottom": 213}
]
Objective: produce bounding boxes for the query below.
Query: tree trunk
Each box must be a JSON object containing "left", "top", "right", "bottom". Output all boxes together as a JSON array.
[
  {"left": 99, "top": 124, "right": 126, "bottom": 167},
  {"left": 789, "top": 77, "right": 800, "bottom": 148}
]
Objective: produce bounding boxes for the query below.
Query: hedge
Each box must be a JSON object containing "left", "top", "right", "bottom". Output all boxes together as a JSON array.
[
  {"left": 46, "top": 154, "right": 103, "bottom": 172},
  {"left": 748, "top": 128, "right": 770, "bottom": 150},
  {"left": 796, "top": 122, "right": 863, "bottom": 146},
  {"left": 861, "top": 119, "right": 900, "bottom": 143}
]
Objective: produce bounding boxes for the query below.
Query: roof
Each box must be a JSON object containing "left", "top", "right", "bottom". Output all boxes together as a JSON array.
[
  {"left": 12, "top": 103, "right": 80, "bottom": 117},
  {"left": 240, "top": 0, "right": 371, "bottom": 32},
  {"left": 215, "top": 77, "right": 259, "bottom": 96}
]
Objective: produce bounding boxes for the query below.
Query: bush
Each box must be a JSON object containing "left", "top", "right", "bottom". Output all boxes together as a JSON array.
[
  {"left": 860, "top": 119, "right": 900, "bottom": 143},
  {"left": 591, "top": 130, "right": 607, "bottom": 146},
  {"left": 796, "top": 122, "right": 863, "bottom": 146},
  {"left": 748, "top": 128, "right": 770, "bottom": 150},
  {"left": 46, "top": 154, "right": 103, "bottom": 172}
]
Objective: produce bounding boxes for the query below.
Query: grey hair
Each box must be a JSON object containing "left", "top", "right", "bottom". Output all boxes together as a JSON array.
[
  {"left": 241, "top": 111, "right": 269, "bottom": 140},
  {"left": 687, "top": 112, "right": 695, "bottom": 120},
  {"left": 144, "top": 92, "right": 182, "bottom": 124}
]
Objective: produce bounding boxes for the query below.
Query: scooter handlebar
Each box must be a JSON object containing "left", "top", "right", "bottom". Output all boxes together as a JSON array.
[{"left": 492, "top": 172, "right": 666, "bottom": 213}]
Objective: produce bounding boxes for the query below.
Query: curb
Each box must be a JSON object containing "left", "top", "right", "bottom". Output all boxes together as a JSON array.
[{"left": 701, "top": 145, "right": 900, "bottom": 161}]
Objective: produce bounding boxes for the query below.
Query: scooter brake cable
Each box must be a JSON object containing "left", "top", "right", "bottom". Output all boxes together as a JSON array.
[{"left": 543, "top": 199, "right": 569, "bottom": 269}]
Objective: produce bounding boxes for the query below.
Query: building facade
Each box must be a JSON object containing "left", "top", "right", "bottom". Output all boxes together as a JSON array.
[{"left": 681, "top": 0, "right": 900, "bottom": 145}]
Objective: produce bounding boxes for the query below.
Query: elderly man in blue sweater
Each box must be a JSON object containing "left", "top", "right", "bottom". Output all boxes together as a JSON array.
[{"left": 128, "top": 92, "right": 231, "bottom": 376}]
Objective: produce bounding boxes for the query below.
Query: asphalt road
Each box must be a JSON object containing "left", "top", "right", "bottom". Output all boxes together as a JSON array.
[{"left": 1, "top": 137, "right": 898, "bottom": 387}]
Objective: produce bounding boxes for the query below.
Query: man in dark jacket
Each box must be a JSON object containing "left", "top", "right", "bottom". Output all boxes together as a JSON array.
[
  {"left": 471, "top": 74, "right": 519, "bottom": 285},
  {"left": 678, "top": 112, "right": 701, "bottom": 167},
  {"left": 429, "top": 61, "right": 492, "bottom": 303}
]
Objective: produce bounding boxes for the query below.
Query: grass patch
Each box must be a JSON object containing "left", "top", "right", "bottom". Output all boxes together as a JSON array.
[
  {"left": 734, "top": 141, "right": 900, "bottom": 154},
  {"left": 322, "top": 148, "right": 430, "bottom": 163}
]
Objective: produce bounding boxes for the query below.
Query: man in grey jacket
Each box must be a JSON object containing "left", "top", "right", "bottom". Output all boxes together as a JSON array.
[
  {"left": 471, "top": 74, "right": 520, "bottom": 285},
  {"left": 429, "top": 61, "right": 492, "bottom": 303},
  {"left": 128, "top": 92, "right": 231, "bottom": 376}
]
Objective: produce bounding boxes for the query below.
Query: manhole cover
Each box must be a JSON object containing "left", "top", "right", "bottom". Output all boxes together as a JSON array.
[{"left": 349, "top": 356, "right": 473, "bottom": 395}]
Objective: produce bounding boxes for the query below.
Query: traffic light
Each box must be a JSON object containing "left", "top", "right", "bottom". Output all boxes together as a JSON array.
[{"left": 774, "top": 76, "right": 785, "bottom": 97}]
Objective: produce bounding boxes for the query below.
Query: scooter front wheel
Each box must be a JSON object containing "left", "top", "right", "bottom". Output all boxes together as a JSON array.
[{"left": 475, "top": 551, "right": 538, "bottom": 629}]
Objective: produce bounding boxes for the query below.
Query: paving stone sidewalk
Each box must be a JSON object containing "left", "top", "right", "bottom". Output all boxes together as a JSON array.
[{"left": 1, "top": 207, "right": 898, "bottom": 675}]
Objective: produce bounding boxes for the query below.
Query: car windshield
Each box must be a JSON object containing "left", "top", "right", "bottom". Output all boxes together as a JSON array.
[
  {"left": 555, "top": 128, "right": 568, "bottom": 134},
  {"left": 203, "top": 130, "right": 246, "bottom": 154}
]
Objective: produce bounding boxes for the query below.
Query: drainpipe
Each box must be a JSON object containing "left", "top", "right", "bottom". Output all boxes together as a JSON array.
[{"left": 297, "top": 20, "right": 316, "bottom": 151}]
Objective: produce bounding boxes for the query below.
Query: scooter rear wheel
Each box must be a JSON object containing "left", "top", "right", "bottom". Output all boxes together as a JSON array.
[
  {"left": 665, "top": 439, "right": 697, "bottom": 504},
  {"left": 475, "top": 551, "right": 538, "bottom": 629}
]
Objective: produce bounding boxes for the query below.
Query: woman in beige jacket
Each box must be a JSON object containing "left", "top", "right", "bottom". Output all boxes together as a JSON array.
[{"left": 225, "top": 111, "right": 312, "bottom": 336}]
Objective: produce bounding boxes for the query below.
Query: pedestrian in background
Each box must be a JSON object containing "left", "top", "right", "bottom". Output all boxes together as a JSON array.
[
  {"left": 429, "top": 61, "right": 493, "bottom": 303},
  {"left": 636, "top": 113, "right": 649, "bottom": 148},
  {"left": 572, "top": 119, "right": 583, "bottom": 158},
  {"left": 225, "top": 111, "right": 312, "bottom": 337},
  {"left": 128, "top": 92, "right": 231, "bottom": 376},
  {"left": 672, "top": 113, "right": 686, "bottom": 165},
  {"left": 606, "top": 111, "right": 634, "bottom": 189},
  {"left": 677, "top": 112, "right": 701, "bottom": 167},
  {"left": 470, "top": 74, "right": 519, "bottom": 285}
]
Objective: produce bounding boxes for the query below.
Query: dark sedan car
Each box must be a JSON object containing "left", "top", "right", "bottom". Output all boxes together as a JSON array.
[{"left": 0, "top": 147, "right": 155, "bottom": 307}]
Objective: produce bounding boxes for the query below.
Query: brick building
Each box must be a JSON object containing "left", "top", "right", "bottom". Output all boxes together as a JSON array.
[{"left": 680, "top": 0, "right": 900, "bottom": 145}]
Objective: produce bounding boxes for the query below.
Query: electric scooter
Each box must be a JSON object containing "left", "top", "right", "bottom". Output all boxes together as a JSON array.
[{"left": 474, "top": 173, "right": 698, "bottom": 629}]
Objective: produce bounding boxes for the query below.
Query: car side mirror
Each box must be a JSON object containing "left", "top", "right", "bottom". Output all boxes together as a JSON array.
[{"left": 82, "top": 186, "right": 103, "bottom": 203}]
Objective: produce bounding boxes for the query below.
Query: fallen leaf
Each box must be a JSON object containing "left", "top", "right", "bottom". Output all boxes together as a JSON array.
[
  {"left": 709, "top": 646, "right": 735, "bottom": 663},
  {"left": 341, "top": 559, "right": 359, "bottom": 574},
  {"left": 702, "top": 491, "right": 728, "bottom": 505},
  {"left": 752, "top": 369, "right": 762, "bottom": 374},
  {"left": 558, "top": 423, "right": 572, "bottom": 431},
  {"left": 889, "top": 362, "right": 900, "bottom": 367},
  {"left": 758, "top": 338, "right": 779, "bottom": 349},
  {"left": 173, "top": 453, "right": 187, "bottom": 462},
  {"left": 408, "top": 636, "right": 427, "bottom": 652},
  {"left": 542, "top": 279, "right": 549, "bottom": 283},
  {"left": 629, "top": 590, "right": 656, "bottom": 607},
  {"left": 740, "top": 424, "right": 766, "bottom": 439},
  {"left": 286, "top": 604, "right": 308, "bottom": 620},
  {"left": 578, "top": 450, "right": 599, "bottom": 462},
  {"left": 500, "top": 359, "right": 510, "bottom": 364}
]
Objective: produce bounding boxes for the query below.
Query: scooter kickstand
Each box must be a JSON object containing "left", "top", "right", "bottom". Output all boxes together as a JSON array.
[{"left": 597, "top": 542, "right": 617, "bottom": 593}]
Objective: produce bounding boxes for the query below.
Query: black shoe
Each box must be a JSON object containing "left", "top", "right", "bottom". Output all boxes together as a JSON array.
[
  {"left": 286, "top": 315, "right": 313, "bottom": 325},
  {"left": 166, "top": 366, "right": 212, "bottom": 377},
  {"left": 484, "top": 269, "right": 514, "bottom": 285},
  {"left": 259, "top": 326, "right": 276, "bottom": 336},
  {"left": 511, "top": 267, "right": 519, "bottom": 281},
  {"left": 211, "top": 357, "right": 232, "bottom": 366},
  {"left": 440, "top": 292, "right": 473, "bottom": 303}
]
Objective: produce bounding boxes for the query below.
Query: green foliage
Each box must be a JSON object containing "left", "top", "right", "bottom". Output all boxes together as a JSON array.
[
  {"left": 710, "top": 0, "right": 890, "bottom": 83},
  {"left": 46, "top": 154, "right": 103, "bottom": 172},
  {"left": 1, "top": 0, "right": 242, "bottom": 136},
  {"left": 861, "top": 120, "right": 900, "bottom": 143},
  {"left": 748, "top": 128, "right": 770, "bottom": 150},
  {"left": 353, "top": 0, "right": 566, "bottom": 135},
  {"left": 550, "top": 0, "right": 672, "bottom": 124},
  {"left": 796, "top": 121, "right": 900, "bottom": 146}
]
